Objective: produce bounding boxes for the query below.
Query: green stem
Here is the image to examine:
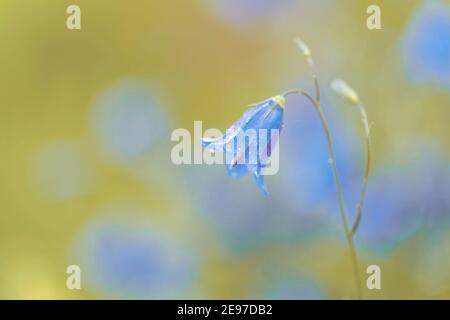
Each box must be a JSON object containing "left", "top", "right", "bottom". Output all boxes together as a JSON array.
[
  {"left": 351, "top": 104, "right": 372, "bottom": 235},
  {"left": 283, "top": 89, "right": 364, "bottom": 299},
  {"left": 314, "top": 105, "right": 363, "bottom": 300}
]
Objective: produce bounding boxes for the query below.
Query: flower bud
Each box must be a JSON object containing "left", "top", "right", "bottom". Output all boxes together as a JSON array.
[{"left": 330, "top": 79, "right": 359, "bottom": 105}]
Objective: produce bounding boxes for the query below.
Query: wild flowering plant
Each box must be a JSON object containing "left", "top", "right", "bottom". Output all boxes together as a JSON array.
[{"left": 202, "top": 37, "right": 372, "bottom": 299}]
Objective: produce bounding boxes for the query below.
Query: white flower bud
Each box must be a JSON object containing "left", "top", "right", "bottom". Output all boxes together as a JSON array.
[{"left": 330, "top": 79, "right": 359, "bottom": 105}]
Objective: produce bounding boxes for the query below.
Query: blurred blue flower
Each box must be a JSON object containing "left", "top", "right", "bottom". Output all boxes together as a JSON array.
[
  {"left": 202, "top": 95, "right": 285, "bottom": 195},
  {"left": 72, "top": 212, "right": 197, "bottom": 299},
  {"left": 90, "top": 78, "right": 168, "bottom": 163},
  {"left": 356, "top": 147, "right": 450, "bottom": 255},
  {"left": 401, "top": 1, "right": 450, "bottom": 88}
]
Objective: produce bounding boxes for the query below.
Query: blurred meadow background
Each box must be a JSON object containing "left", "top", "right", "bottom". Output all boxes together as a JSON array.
[{"left": 0, "top": 0, "right": 450, "bottom": 299}]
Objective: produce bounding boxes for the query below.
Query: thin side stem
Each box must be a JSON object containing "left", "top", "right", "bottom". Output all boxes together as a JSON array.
[
  {"left": 351, "top": 103, "right": 372, "bottom": 235},
  {"left": 282, "top": 88, "right": 316, "bottom": 106}
]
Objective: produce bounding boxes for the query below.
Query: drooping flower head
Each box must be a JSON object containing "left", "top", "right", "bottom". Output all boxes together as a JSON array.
[{"left": 202, "top": 95, "right": 285, "bottom": 194}]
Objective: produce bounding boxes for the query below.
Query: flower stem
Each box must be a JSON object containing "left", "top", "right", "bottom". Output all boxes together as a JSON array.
[
  {"left": 282, "top": 88, "right": 364, "bottom": 299},
  {"left": 314, "top": 104, "right": 363, "bottom": 300},
  {"left": 351, "top": 103, "right": 372, "bottom": 235},
  {"left": 288, "top": 37, "right": 365, "bottom": 298}
]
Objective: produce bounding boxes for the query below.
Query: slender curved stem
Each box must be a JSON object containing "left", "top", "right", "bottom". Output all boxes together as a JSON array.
[
  {"left": 282, "top": 89, "right": 364, "bottom": 299},
  {"left": 351, "top": 103, "right": 372, "bottom": 235},
  {"left": 307, "top": 57, "right": 321, "bottom": 103},
  {"left": 288, "top": 39, "right": 364, "bottom": 298},
  {"left": 314, "top": 105, "right": 363, "bottom": 299},
  {"left": 282, "top": 88, "right": 315, "bottom": 105}
]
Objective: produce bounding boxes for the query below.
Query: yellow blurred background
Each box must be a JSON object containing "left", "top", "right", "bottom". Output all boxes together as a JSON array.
[{"left": 1, "top": 0, "right": 449, "bottom": 299}]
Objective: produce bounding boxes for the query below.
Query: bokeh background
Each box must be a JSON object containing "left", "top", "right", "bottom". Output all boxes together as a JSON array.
[{"left": 1, "top": 0, "right": 449, "bottom": 299}]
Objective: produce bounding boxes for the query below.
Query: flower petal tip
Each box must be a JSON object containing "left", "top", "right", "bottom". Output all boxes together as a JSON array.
[{"left": 253, "top": 171, "right": 268, "bottom": 196}]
